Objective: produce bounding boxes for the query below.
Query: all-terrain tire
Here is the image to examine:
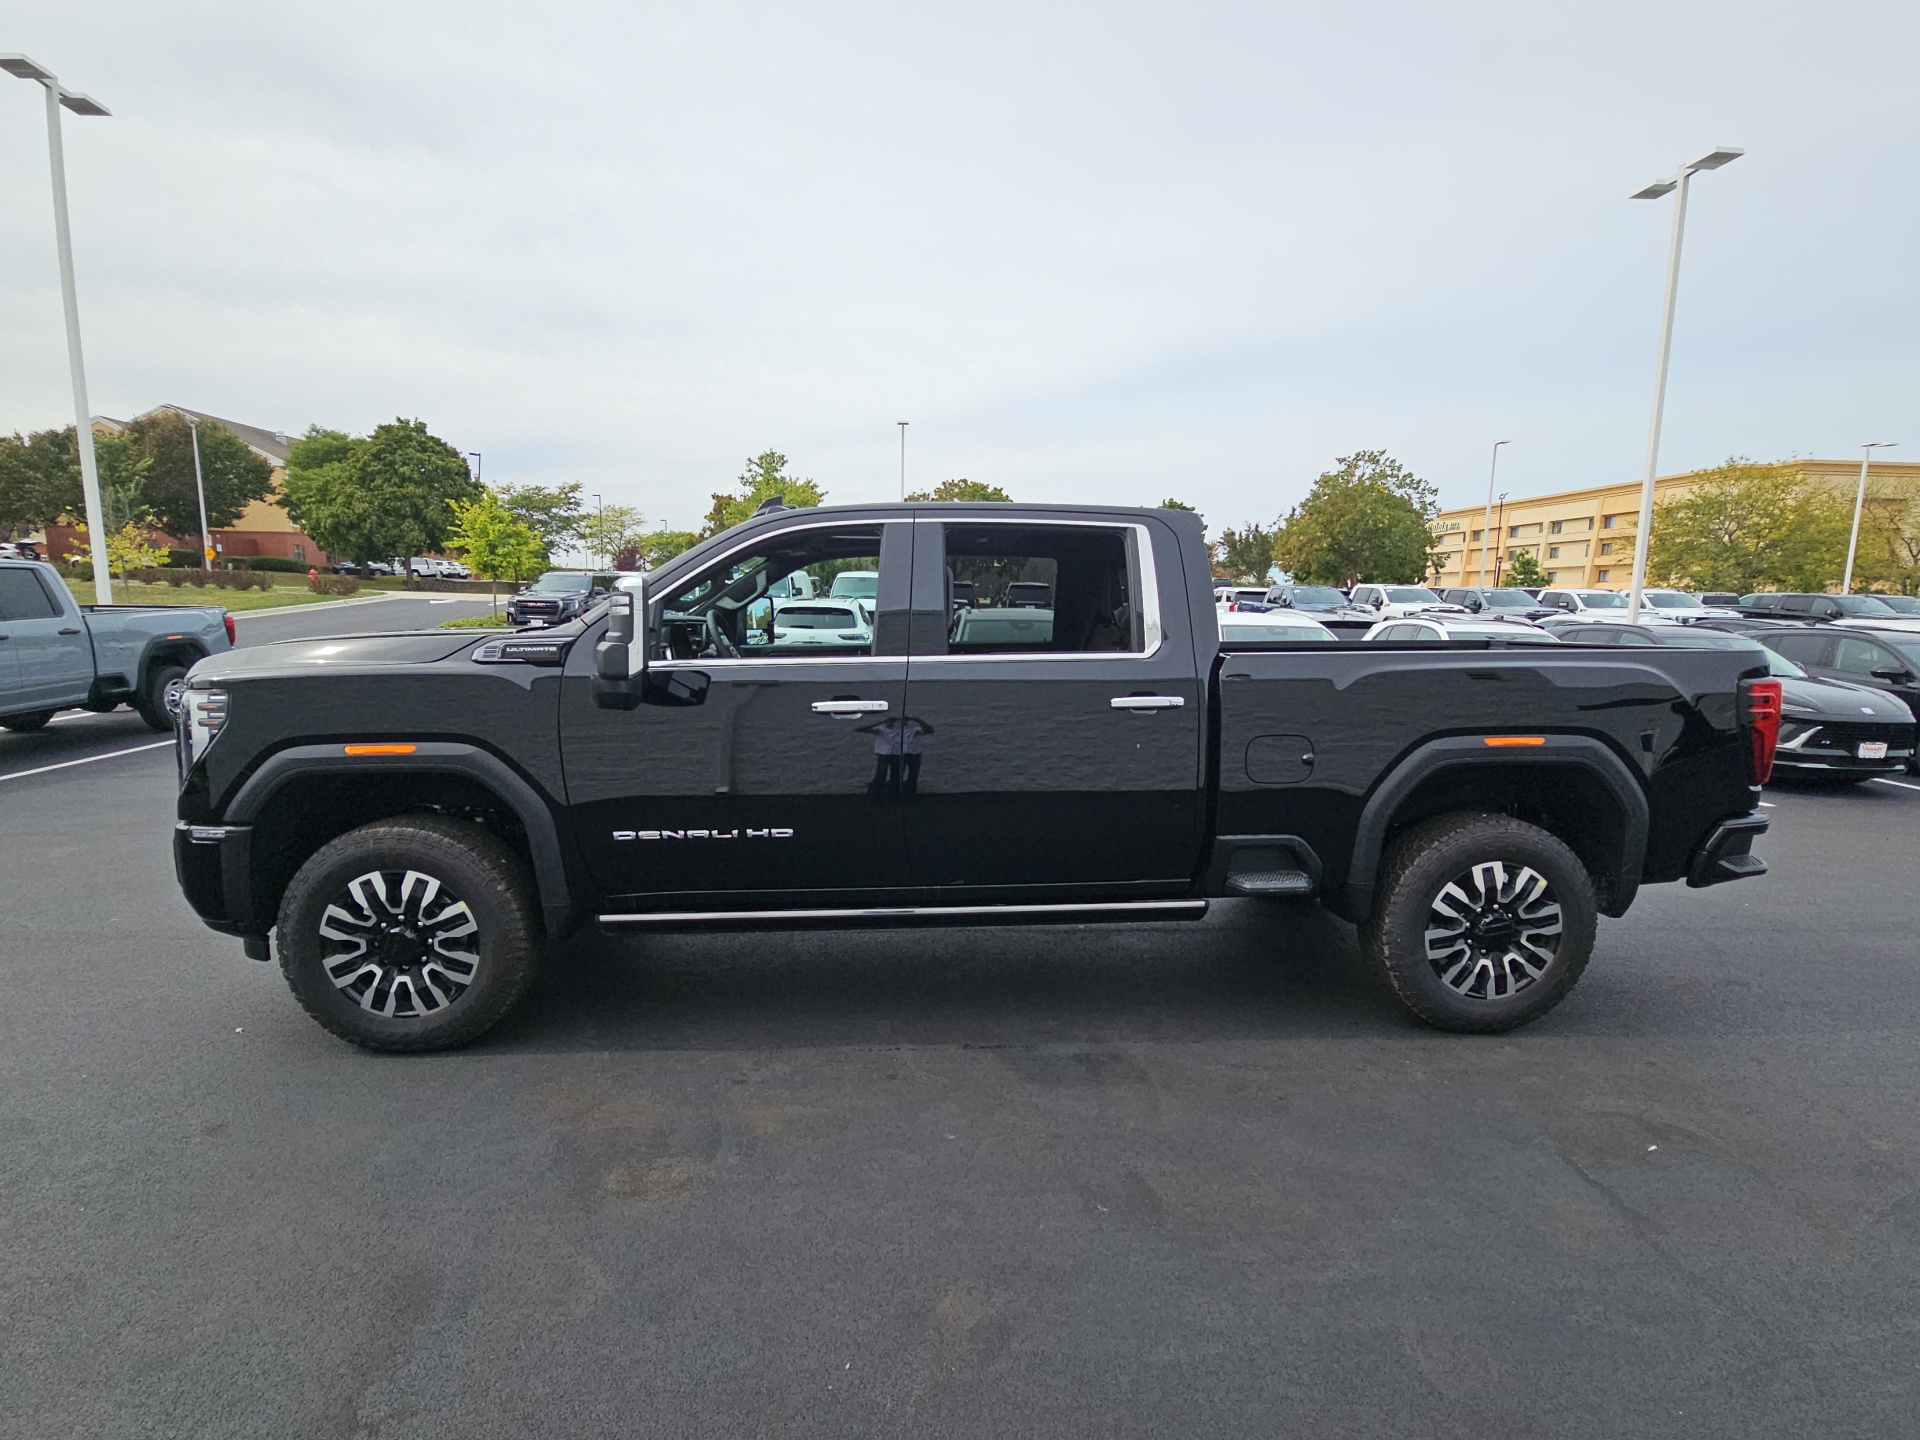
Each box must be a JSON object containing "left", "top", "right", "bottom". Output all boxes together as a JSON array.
[
  {"left": 276, "top": 815, "right": 543, "bottom": 1053},
  {"left": 0, "top": 710, "right": 57, "bottom": 732},
  {"left": 134, "top": 663, "right": 188, "bottom": 732},
  {"left": 1361, "top": 811, "right": 1596, "bottom": 1034}
]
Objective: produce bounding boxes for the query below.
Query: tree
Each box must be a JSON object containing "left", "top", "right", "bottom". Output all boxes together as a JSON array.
[
  {"left": 67, "top": 520, "right": 165, "bottom": 578},
  {"left": 498, "top": 481, "right": 587, "bottom": 556},
  {"left": 905, "top": 478, "right": 1010, "bottom": 502},
  {"left": 1502, "top": 549, "right": 1549, "bottom": 588},
  {"left": 636, "top": 527, "right": 700, "bottom": 570},
  {"left": 703, "top": 450, "right": 826, "bottom": 536},
  {"left": 1271, "top": 450, "right": 1440, "bottom": 587},
  {"left": 121, "top": 411, "right": 273, "bottom": 540},
  {"left": 1213, "top": 523, "right": 1278, "bottom": 583},
  {"left": 447, "top": 491, "right": 546, "bottom": 609},
  {"left": 582, "top": 504, "right": 648, "bottom": 568},
  {"left": 1158, "top": 498, "right": 1197, "bottom": 513},
  {"left": 0, "top": 426, "right": 145, "bottom": 535},
  {"left": 1854, "top": 476, "right": 1920, "bottom": 596},
  {"left": 1646, "top": 459, "right": 1849, "bottom": 594},
  {"left": 278, "top": 419, "right": 479, "bottom": 571}
]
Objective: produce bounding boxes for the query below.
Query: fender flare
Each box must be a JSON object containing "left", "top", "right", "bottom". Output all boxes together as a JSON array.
[
  {"left": 1341, "top": 734, "right": 1649, "bottom": 921},
  {"left": 135, "top": 633, "right": 211, "bottom": 697},
  {"left": 224, "top": 741, "right": 576, "bottom": 937}
]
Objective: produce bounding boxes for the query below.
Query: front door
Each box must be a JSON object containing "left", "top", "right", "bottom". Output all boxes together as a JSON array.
[
  {"left": 561, "top": 519, "right": 914, "bottom": 906},
  {"left": 897, "top": 516, "right": 1204, "bottom": 893},
  {"left": 0, "top": 567, "right": 90, "bottom": 708}
]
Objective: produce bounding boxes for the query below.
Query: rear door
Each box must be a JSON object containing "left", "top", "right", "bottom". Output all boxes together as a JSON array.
[
  {"left": 0, "top": 567, "right": 91, "bottom": 707},
  {"left": 560, "top": 518, "right": 914, "bottom": 905},
  {"left": 897, "top": 515, "right": 1204, "bottom": 891}
]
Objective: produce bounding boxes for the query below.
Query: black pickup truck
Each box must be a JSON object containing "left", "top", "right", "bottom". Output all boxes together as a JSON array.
[{"left": 172, "top": 502, "right": 1778, "bottom": 1051}]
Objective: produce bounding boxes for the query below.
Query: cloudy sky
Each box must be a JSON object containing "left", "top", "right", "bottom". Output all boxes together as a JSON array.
[{"left": 2, "top": 1, "right": 1914, "bottom": 531}]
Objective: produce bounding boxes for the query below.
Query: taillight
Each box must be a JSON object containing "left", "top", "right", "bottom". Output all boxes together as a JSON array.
[
  {"left": 1742, "top": 678, "right": 1782, "bottom": 785},
  {"left": 223, "top": 613, "right": 236, "bottom": 645}
]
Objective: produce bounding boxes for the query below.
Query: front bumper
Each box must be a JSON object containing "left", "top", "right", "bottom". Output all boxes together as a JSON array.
[
  {"left": 173, "top": 822, "right": 256, "bottom": 935},
  {"left": 1686, "top": 810, "right": 1769, "bottom": 888}
]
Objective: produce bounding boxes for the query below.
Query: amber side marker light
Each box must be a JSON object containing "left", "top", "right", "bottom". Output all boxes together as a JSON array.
[
  {"left": 1483, "top": 735, "right": 1546, "bottom": 747},
  {"left": 343, "top": 743, "right": 418, "bottom": 756}
]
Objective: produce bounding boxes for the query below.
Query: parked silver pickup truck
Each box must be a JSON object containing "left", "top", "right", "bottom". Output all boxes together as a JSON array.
[{"left": 0, "top": 559, "right": 233, "bottom": 732}]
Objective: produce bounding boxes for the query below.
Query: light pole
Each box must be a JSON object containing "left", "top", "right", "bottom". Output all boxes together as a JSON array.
[
  {"left": 1843, "top": 442, "right": 1898, "bottom": 593},
  {"left": 467, "top": 452, "right": 482, "bottom": 485},
  {"left": 1624, "top": 144, "right": 1744, "bottom": 622},
  {"left": 1492, "top": 492, "right": 1509, "bottom": 585},
  {"left": 2, "top": 55, "right": 115, "bottom": 600},
  {"left": 186, "top": 418, "right": 214, "bottom": 569},
  {"left": 1477, "top": 440, "right": 1509, "bottom": 587},
  {"left": 898, "top": 422, "right": 908, "bottom": 501},
  {"left": 592, "top": 492, "right": 604, "bottom": 569}
]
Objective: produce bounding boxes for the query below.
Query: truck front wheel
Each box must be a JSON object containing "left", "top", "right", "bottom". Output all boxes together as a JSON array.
[
  {"left": 1361, "top": 812, "right": 1596, "bottom": 1033},
  {"left": 275, "top": 816, "right": 543, "bottom": 1052}
]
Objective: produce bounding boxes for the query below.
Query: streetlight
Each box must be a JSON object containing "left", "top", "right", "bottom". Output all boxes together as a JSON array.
[
  {"left": 1843, "top": 442, "right": 1898, "bottom": 593},
  {"left": 1624, "top": 144, "right": 1745, "bottom": 623},
  {"left": 898, "top": 422, "right": 908, "bottom": 501},
  {"left": 1477, "top": 440, "right": 1510, "bottom": 587},
  {"left": 186, "top": 418, "right": 214, "bottom": 570},
  {"left": 467, "top": 452, "right": 482, "bottom": 485},
  {"left": 592, "top": 492, "right": 604, "bottom": 569},
  {"left": 2, "top": 54, "right": 116, "bottom": 601}
]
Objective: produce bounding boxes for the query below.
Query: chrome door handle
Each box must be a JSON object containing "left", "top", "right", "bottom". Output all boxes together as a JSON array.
[
  {"left": 1110, "top": 695, "right": 1185, "bottom": 710},
  {"left": 811, "top": 699, "right": 890, "bottom": 716}
]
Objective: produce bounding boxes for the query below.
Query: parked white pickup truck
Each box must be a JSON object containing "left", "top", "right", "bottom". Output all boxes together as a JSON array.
[{"left": 0, "top": 560, "right": 233, "bottom": 732}]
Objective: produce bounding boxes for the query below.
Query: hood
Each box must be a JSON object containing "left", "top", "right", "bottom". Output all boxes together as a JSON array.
[
  {"left": 1780, "top": 675, "right": 1915, "bottom": 722},
  {"left": 188, "top": 631, "right": 486, "bottom": 681}
]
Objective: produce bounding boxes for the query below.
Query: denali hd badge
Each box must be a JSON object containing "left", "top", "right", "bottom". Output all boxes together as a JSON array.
[{"left": 612, "top": 828, "right": 794, "bottom": 841}]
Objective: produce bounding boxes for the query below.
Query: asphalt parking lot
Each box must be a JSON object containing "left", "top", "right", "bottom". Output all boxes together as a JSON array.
[{"left": 5, "top": 629, "right": 1920, "bottom": 1435}]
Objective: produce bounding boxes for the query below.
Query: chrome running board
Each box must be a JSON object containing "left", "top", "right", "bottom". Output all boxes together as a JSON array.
[{"left": 597, "top": 899, "right": 1208, "bottom": 926}]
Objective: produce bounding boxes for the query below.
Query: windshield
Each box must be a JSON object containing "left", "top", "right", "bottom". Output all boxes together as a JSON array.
[
  {"left": 1290, "top": 586, "right": 1348, "bottom": 606},
  {"left": 1576, "top": 591, "right": 1629, "bottom": 609},
  {"left": 1384, "top": 587, "right": 1439, "bottom": 603},
  {"left": 1655, "top": 628, "right": 1804, "bottom": 676},
  {"left": 528, "top": 572, "right": 592, "bottom": 594},
  {"left": 1833, "top": 595, "right": 1898, "bottom": 616},
  {"left": 1645, "top": 591, "right": 1705, "bottom": 610},
  {"left": 1483, "top": 590, "right": 1535, "bottom": 608},
  {"left": 829, "top": 572, "right": 878, "bottom": 598}
]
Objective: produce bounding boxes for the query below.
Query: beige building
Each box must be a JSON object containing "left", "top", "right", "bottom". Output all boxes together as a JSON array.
[{"left": 1428, "top": 459, "right": 1920, "bottom": 591}]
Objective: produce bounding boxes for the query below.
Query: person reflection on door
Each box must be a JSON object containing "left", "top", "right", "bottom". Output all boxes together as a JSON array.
[{"left": 858, "top": 714, "right": 934, "bottom": 802}]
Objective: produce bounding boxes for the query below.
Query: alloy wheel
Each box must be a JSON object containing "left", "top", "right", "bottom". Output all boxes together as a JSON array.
[
  {"left": 317, "top": 869, "right": 480, "bottom": 1017},
  {"left": 1422, "top": 860, "right": 1563, "bottom": 1000}
]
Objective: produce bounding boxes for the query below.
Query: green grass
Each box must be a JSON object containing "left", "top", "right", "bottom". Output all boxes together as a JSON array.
[
  {"left": 61, "top": 578, "right": 358, "bottom": 612},
  {"left": 439, "top": 611, "right": 513, "bottom": 629}
]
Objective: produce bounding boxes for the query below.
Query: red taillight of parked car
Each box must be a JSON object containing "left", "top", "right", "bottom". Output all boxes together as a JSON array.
[
  {"left": 224, "top": 613, "right": 236, "bottom": 646},
  {"left": 1741, "top": 678, "right": 1782, "bottom": 785}
]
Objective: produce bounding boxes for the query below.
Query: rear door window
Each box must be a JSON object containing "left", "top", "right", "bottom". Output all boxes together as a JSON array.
[{"left": 935, "top": 524, "right": 1140, "bottom": 655}]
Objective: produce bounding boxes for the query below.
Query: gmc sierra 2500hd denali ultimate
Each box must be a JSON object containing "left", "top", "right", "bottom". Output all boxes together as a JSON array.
[{"left": 171, "top": 502, "right": 1777, "bottom": 1051}]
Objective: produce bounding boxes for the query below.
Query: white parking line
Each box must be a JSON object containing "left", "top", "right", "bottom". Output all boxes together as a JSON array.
[
  {"left": 1759, "top": 801, "right": 1777, "bottom": 807},
  {"left": 0, "top": 740, "right": 173, "bottom": 784},
  {"left": 1871, "top": 777, "right": 1920, "bottom": 792}
]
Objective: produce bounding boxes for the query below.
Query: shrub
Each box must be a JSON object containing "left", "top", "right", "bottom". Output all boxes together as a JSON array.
[{"left": 308, "top": 575, "right": 361, "bottom": 596}]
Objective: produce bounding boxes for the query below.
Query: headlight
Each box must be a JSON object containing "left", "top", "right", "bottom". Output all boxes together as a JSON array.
[{"left": 179, "top": 687, "right": 229, "bottom": 771}]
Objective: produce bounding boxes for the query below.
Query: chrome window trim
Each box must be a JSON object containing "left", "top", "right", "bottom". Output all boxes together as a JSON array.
[{"left": 915, "top": 516, "right": 1164, "bottom": 662}]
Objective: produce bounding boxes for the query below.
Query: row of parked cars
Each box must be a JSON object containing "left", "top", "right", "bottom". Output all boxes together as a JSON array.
[
  {"left": 333, "top": 557, "right": 473, "bottom": 579},
  {"left": 1211, "top": 581, "right": 1920, "bottom": 784}
]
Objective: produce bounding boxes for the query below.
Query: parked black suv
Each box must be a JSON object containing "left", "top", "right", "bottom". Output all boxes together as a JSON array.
[
  {"left": 172, "top": 502, "right": 1775, "bottom": 1051},
  {"left": 1441, "top": 587, "right": 1558, "bottom": 620},
  {"left": 505, "top": 571, "right": 609, "bottom": 627}
]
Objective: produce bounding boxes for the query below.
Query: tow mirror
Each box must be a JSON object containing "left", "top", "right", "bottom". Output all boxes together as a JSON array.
[
  {"left": 593, "top": 588, "right": 645, "bottom": 708},
  {"left": 1871, "top": 667, "right": 1912, "bottom": 683}
]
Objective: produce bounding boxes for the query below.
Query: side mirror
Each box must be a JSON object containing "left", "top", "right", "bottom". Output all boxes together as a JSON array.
[
  {"left": 593, "top": 588, "right": 644, "bottom": 708},
  {"left": 1871, "top": 667, "right": 1913, "bottom": 683}
]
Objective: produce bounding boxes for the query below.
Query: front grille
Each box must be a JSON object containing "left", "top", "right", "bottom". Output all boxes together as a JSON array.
[{"left": 1778, "top": 719, "right": 1914, "bottom": 763}]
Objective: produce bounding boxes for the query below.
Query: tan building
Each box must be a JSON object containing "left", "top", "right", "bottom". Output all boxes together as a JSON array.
[
  {"left": 46, "top": 405, "right": 328, "bottom": 565},
  {"left": 1428, "top": 459, "right": 1920, "bottom": 591}
]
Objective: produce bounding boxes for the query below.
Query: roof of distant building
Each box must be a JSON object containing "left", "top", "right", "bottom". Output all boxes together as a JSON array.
[{"left": 94, "top": 404, "right": 293, "bottom": 465}]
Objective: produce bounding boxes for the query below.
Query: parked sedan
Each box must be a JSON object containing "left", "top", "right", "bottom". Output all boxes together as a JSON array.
[{"left": 1548, "top": 621, "right": 1915, "bottom": 782}]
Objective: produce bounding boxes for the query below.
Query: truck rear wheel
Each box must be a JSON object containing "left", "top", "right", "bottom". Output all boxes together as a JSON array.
[
  {"left": 1361, "top": 812, "right": 1595, "bottom": 1034},
  {"left": 134, "top": 663, "right": 188, "bottom": 731},
  {"left": 275, "top": 816, "right": 543, "bottom": 1052}
]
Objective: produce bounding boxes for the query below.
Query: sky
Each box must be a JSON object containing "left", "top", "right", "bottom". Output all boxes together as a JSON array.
[{"left": 2, "top": 0, "right": 1915, "bottom": 533}]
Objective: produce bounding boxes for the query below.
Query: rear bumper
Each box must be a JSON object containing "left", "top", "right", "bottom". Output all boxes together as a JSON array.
[
  {"left": 1686, "top": 810, "right": 1769, "bottom": 888},
  {"left": 173, "top": 822, "right": 256, "bottom": 935}
]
